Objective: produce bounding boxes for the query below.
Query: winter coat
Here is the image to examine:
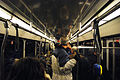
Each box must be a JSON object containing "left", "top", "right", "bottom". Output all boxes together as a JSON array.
[
  {"left": 52, "top": 55, "right": 76, "bottom": 80},
  {"left": 53, "top": 48, "right": 69, "bottom": 67}
]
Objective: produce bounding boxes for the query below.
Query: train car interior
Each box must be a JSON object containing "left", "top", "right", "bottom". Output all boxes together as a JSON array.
[{"left": 0, "top": 0, "right": 120, "bottom": 80}]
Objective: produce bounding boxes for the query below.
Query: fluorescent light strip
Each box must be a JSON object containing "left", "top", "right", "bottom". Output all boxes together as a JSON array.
[
  {"left": 78, "top": 46, "right": 94, "bottom": 49},
  {"left": 98, "top": 0, "right": 120, "bottom": 17},
  {"left": 72, "top": 31, "right": 79, "bottom": 38},
  {"left": 79, "top": 26, "right": 92, "bottom": 36},
  {"left": 99, "top": 8, "right": 120, "bottom": 26},
  {"left": 71, "top": 26, "right": 92, "bottom": 40},
  {"left": 98, "top": 20, "right": 107, "bottom": 26},
  {"left": 0, "top": 8, "right": 11, "bottom": 20},
  {"left": 11, "top": 17, "right": 31, "bottom": 30},
  {"left": 78, "top": 8, "right": 120, "bottom": 36},
  {"left": 82, "top": 17, "right": 96, "bottom": 30},
  {"left": 11, "top": 18, "right": 55, "bottom": 41},
  {"left": 72, "top": 17, "right": 96, "bottom": 39},
  {"left": 0, "top": 8, "right": 55, "bottom": 42},
  {"left": 71, "top": 36, "right": 77, "bottom": 41}
]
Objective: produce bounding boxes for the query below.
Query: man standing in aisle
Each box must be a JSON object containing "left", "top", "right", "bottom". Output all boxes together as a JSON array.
[{"left": 51, "top": 37, "right": 77, "bottom": 80}]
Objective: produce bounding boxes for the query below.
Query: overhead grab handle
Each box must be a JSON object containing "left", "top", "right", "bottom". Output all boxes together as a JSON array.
[
  {"left": 92, "top": 19, "right": 102, "bottom": 55},
  {"left": 12, "top": 23, "right": 19, "bottom": 52}
]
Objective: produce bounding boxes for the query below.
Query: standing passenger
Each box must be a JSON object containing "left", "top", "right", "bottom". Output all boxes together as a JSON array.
[{"left": 52, "top": 37, "right": 76, "bottom": 80}]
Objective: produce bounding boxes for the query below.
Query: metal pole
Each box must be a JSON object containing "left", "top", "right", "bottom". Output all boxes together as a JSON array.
[
  {"left": 48, "top": 43, "right": 50, "bottom": 51},
  {"left": 101, "top": 40, "right": 103, "bottom": 60},
  {"left": 83, "top": 42, "right": 85, "bottom": 55},
  {"left": 112, "top": 39, "right": 115, "bottom": 80},
  {"left": 23, "top": 40, "right": 26, "bottom": 58},
  {"left": 76, "top": 34, "right": 79, "bottom": 80},
  {"left": 0, "top": 28, "right": 8, "bottom": 80},
  {"left": 106, "top": 40, "right": 109, "bottom": 71},
  {"left": 44, "top": 39, "right": 46, "bottom": 54},
  {"left": 35, "top": 41, "right": 37, "bottom": 56},
  {"left": 39, "top": 41, "right": 41, "bottom": 54},
  {"left": 77, "top": 34, "right": 79, "bottom": 53},
  {"left": 0, "top": 21, "right": 9, "bottom": 80},
  {"left": 40, "top": 37, "right": 42, "bottom": 54}
]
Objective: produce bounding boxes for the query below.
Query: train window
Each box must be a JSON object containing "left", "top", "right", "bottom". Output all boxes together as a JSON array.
[
  {"left": 109, "top": 41, "right": 120, "bottom": 80},
  {"left": 109, "top": 42, "right": 120, "bottom": 47},
  {"left": 25, "top": 40, "right": 35, "bottom": 57}
]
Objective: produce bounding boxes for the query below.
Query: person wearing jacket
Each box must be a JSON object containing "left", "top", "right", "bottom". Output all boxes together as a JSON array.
[{"left": 51, "top": 37, "right": 77, "bottom": 80}]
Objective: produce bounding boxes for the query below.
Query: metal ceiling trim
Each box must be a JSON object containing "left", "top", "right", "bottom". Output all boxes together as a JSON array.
[
  {"left": 19, "top": 0, "right": 53, "bottom": 37},
  {"left": 71, "top": 0, "right": 112, "bottom": 39}
]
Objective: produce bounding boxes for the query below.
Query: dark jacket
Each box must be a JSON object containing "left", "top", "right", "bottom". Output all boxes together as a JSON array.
[
  {"left": 72, "top": 55, "right": 91, "bottom": 80},
  {"left": 53, "top": 47, "right": 69, "bottom": 67}
]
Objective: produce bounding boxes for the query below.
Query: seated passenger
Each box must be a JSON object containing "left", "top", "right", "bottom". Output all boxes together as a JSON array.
[{"left": 6, "top": 57, "right": 50, "bottom": 80}]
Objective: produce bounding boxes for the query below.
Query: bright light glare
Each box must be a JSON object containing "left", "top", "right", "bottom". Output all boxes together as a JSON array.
[
  {"left": 82, "top": 17, "right": 96, "bottom": 29},
  {"left": 71, "top": 27, "right": 92, "bottom": 40},
  {"left": 71, "top": 36, "right": 77, "bottom": 41},
  {"left": 32, "top": 27, "right": 55, "bottom": 41},
  {"left": 11, "top": 17, "right": 31, "bottom": 30},
  {"left": 72, "top": 17, "right": 95, "bottom": 38},
  {"left": 99, "top": 8, "right": 120, "bottom": 26},
  {"left": 98, "top": 20, "right": 107, "bottom": 26},
  {"left": 0, "top": 8, "right": 11, "bottom": 20},
  {"left": 72, "top": 31, "right": 79, "bottom": 38},
  {"left": 0, "top": 8, "right": 55, "bottom": 41},
  {"left": 11, "top": 17, "right": 55, "bottom": 41},
  {"left": 79, "top": 26, "right": 92, "bottom": 36},
  {"left": 78, "top": 46, "right": 95, "bottom": 49}
]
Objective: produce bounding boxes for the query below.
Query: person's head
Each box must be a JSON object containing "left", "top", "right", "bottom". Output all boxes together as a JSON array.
[
  {"left": 55, "top": 43, "right": 60, "bottom": 48},
  {"left": 7, "top": 57, "right": 46, "bottom": 80},
  {"left": 60, "top": 36, "right": 68, "bottom": 45}
]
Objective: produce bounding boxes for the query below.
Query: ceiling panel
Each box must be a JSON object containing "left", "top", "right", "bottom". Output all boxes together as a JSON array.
[{"left": 2, "top": 0, "right": 99, "bottom": 40}]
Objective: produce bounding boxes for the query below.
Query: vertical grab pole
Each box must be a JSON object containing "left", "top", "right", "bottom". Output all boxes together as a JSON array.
[
  {"left": 14, "top": 24, "right": 19, "bottom": 53},
  {"left": 38, "top": 42, "right": 41, "bottom": 54},
  {"left": 12, "top": 24, "right": 20, "bottom": 53},
  {"left": 44, "top": 39, "right": 46, "bottom": 54},
  {"left": 92, "top": 19, "right": 102, "bottom": 64},
  {"left": 77, "top": 34, "right": 79, "bottom": 53},
  {"left": 112, "top": 39, "right": 115, "bottom": 80},
  {"left": 35, "top": 41, "right": 37, "bottom": 56},
  {"left": 106, "top": 40, "right": 109, "bottom": 71},
  {"left": 23, "top": 40, "right": 26, "bottom": 58},
  {"left": 39, "top": 41, "right": 42, "bottom": 55},
  {"left": 0, "top": 21, "right": 9, "bottom": 80},
  {"left": 76, "top": 34, "right": 79, "bottom": 80},
  {"left": 39, "top": 37, "right": 42, "bottom": 55},
  {"left": 48, "top": 43, "right": 49, "bottom": 52}
]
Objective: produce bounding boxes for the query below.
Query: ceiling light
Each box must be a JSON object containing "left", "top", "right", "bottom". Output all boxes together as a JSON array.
[
  {"left": 79, "top": 26, "right": 92, "bottom": 36},
  {"left": 11, "top": 17, "right": 31, "bottom": 31},
  {"left": 0, "top": 8, "right": 55, "bottom": 42},
  {"left": 0, "top": 8, "right": 11, "bottom": 20},
  {"left": 82, "top": 17, "right": 96, "bottom": 29},
  {"left": 99, "top": 8, "right": 120, "bottom": 26},
  {"left": 71, "top": 36, "right": 77, "bottom": 41}
]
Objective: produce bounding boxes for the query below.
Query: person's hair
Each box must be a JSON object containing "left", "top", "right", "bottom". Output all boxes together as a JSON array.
[
  {"left": 7, "top": 57, "right": 46, "bottom": 80},
  {"left": 60, "top": 37, "right": 68, "bottom": 44}
]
